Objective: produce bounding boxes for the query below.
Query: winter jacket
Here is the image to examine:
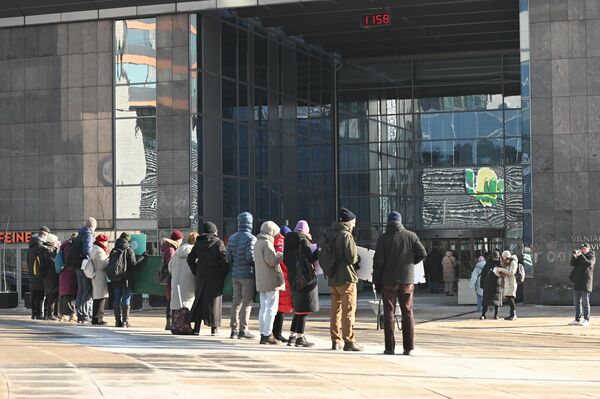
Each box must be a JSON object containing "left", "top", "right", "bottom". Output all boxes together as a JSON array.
[
  {"left": 78, "top": 226, "right": 94, "bottom": 260},
  {"left": 90, "top": 245, "right": 109, "bottom": 300},
  {"left": 372, "top": 222, "right": 427, "bottom": 289},
  {"left": 480, "top": 259, "right": 502, "bottom": 307},
  {"left": 442, "top": 254, "right": 457, "bottom": 283},
  {"left": 328, "top": 222, "right": 359, "bottom": 287},
  {"left": 110, "top": 238, "right": 140, "bottom": 288},
  {"left": 169, "top": 243, "right": 196, "bottom": 310},
  {"left": 570, "top": 250, "right": 595, "bottom": 292},
  {"left": 254, "top": 221, "right": 284, "bottom": 293},
  {"left": 468, "top": 260, "right": 486, "bottom": 297},
  {"left": 27, "top": 234, "right": 45, "bottom": 291},
  {"left": 40, "top": 241, "right": 59, "bottom": 295},
  {"left": 274, "top": 233, "right": 293, "bottom": 313},
  {"left": 58, "top": 240, "right": 77, "bottom": 296},
  {"left": 497, "top": 255, "right": 518, "bottom": 297},
  {"left": 161, "top": 238, "right": 180, "bottom": 269},
  {"left": 283, "top": 231, "right": 319, "bottom": 313},
  {"left": 187, "top": 233, "right": 228, "bottom": 326},
  {"left": 225, "top": 212, "right": 257, "bottom": 279}
]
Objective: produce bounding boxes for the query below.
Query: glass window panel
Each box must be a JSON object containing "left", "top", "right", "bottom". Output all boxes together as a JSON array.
[
  {"left": 254, "top": 34, "right": 268, "bottom": 88},
  {"left": 116, "top": 185, "right": 157, "bottom": 219},
  {"left": 222, "top": 121, "right": 237, "bottom": 175},
  {"left": 190, "top": 70, "right": 200, "bottom": 114},
  {"left": 431, "top": 140, "right": 452, "bottom": 167},
  {"left": 254, "top": 89, "right": 268, "bottom": 126},
  {"left": 476, "top": 139, "right": 503, "bottom": 165},
  {"left": 418, "top": 111, "right": 503, "bottom": 140},
  {"left": 237, "top": 83, "right": 249, "bottom": 121},
  {"left": 238, "top": 29, "right": 248, "bottom": 82},
  {"left": 115, "top": 83, "right": 156, "bottom": 118},
  {"left": 339, "top": 117, "right": 369, "bottom": 143},
  {"left": 505, "top": 109, "right": 521, "bottom": 136},
  {"left": 115, "top": 19, "right": 157, "bottom": 85},
  {"left": 415, "top": 94, "right": 503, "bottom": 113},
  {"left": 191, "top": 115, "right": 201, "bottom": 172},
  {"left": 223, "top": 177, "right": 238, "bottom": 217},
  {"left": 222, "top": 79, "right": 236, "bottom": 120},
  {"left": 115, "top": 118, "right": 156, "bottom": 185},
  {"left": 505, "top": 137, "right": 522, "bottom": 164},
  {"left": 309, "top": 56, "right": 321, "bottom": 104},
  {"left": 239, "top": 125, "right": 248, "bottom": 176},
  {"left": 239, "top": 179, "right": 249, "bottom": 212},
  {"left": 297, "top": 51, "right": 309, "bottom": 100},
  {"left": 255, "top": 128, "right": 268, "bottom": 179},
  {"left": 221, "top": 23, "right": 237, "bottom": 79},
  {"left": 190, "top": 14, "right": 198, "bottom": 70},
  {"left": 452, "top": 140, "right": 475, "bottom": 166}
]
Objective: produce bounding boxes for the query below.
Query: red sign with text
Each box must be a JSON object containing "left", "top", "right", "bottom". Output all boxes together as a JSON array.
[{"left": 0, "top": 232, "right": 32, "bottom": 244}]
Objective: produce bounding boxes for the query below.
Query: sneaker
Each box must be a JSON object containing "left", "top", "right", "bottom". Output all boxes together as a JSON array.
[
  {"left": 238, "top": 331, "right": 255, "bottom": 339},
  {"left": 504, "top": 315, "right": 517, "bottom": 321},
  {"left": 479, "top": 315, "right": 486, "bottom": 320},
  {"left": 568, "top": 319, "right": 582, "bottom": 326},
  {"left": 230, "top": 329, "right": 238, "bottom": 339},
  {"left": 581, "top": 319, "right": 590, "bottom": 327}
]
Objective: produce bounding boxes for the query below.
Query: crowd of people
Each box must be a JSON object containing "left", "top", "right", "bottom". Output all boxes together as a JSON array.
[{"left": 27, "top": 209, "right": 430, "bottom": 355}]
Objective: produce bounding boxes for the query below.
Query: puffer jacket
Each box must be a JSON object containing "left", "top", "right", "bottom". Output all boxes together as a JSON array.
[
  {"left": 161, "top": 238, "right": 180, "bottom": 268},
  {"left": 254, "top": 221, "right": 284, "bottom": 292},
  {"left": 468, "top": 259, "right": 486, "bottom": 297},
  {"left": 328, "top": 222, "right": 359, "bottom": 287},
  {"left": 226, "top": 212, "right": 257, "bottom": 279},
  {"left": 90, "top": 245, "right": 109, "bottom": 300},
  {"left": 78, "top": 225, "right": 94, "bottom": 259},
  {"left": 169, "top": 243, "right": 196, "bottom": 310},
  {"left": 274, "top": 233, "right": 293, "bottom": 313},
  {"left": 497, "top": 255, "right": 518, "bottom": 297}
]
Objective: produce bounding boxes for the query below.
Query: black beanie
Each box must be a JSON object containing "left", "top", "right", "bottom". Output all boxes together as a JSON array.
[
  {"left": 203, "top": 222, "right": 218, "bottom": 234},
  {"left": 339, "top": 207, "right": 357, "bottom": 222}
]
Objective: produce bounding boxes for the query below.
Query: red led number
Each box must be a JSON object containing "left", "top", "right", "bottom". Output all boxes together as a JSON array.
[{"left": 361, "top": 12, "right": 391, "bottom": 28}]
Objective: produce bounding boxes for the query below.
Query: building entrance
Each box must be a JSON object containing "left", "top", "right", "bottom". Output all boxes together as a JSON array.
[{"left": 0, "top": 246, "right": 28, "bottom": 306}]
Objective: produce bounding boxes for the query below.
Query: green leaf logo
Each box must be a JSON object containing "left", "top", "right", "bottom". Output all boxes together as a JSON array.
[{"left": 465, "top": 167, "right": 504, "bottom": 207}]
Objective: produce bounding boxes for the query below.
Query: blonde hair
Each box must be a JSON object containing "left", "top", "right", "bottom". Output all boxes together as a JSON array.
[{"left": 187, "top": 232, "right": 199, "bottom": 245}]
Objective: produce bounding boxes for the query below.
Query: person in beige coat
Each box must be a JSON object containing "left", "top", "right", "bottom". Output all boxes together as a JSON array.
[
  {"left": 254, "top": 221, "right": 284, "bottom": 344},
  {"left": 169, "top": 233, "right": 198, "bottom": 311},
  {"left": 442, "top": 250, "right": 457, "bottom": 296},
  {"left": 496, "top": 250, "right": 518, "bottom": 320},
  {"left": 90, "top": 234, "right": 110, "bottom": 325}
]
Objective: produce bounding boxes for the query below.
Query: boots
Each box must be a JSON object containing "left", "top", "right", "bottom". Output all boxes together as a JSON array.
[
  {"left": 165, "top": 317, "right": 171, "bottom": 331},
  {"left": 122, "top": 306, "right": 130, "bottom": 328},
  {"left": 193, "top": 323, "right": 200, "bottom": 336},
  {"left": 114, "top": 304, "right": 122, "bottom": 327},
  {"left": 165, "top": 306, "right": 171, "bottom": 330}
]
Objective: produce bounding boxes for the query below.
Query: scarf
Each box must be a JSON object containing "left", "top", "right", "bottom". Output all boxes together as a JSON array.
[{"left": 94, "top": 241, "right": 108, "bottom": 254}]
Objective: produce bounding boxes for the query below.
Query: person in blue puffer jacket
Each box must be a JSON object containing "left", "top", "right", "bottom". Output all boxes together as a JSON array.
[{"left": 226, "top": 212, "right": 257, "bottom": 339}]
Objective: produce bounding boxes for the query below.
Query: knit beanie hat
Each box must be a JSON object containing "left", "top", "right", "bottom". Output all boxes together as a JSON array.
[
  {"left": 501, "top": 250, "right": 512, "bottom": 258},
  {"left": 280, "top": 226, "right": 291, "bottom": 236},
  {"left": 294, "top": 220, "right": 310, "bottom": 234},
  {"left": 387, "top": 211, "right": 402, "bottom": 223},
  {"left": 170, "top": 229, "right": 184, "bottom": 240},
  {"left": 120, "top": 232, "right": 131, "bottom": 242},
  {"left": 40, "top": 226, "right": 50, "bottom": 234},
  {"left": 338, "top": 207, "right": 356, "bottom": 222},
  {"left": 203, "top": 222, "right": 217, "bottom": 234},
  {"left": 95, "top": 234, "right": 109, "bottom": 242}
]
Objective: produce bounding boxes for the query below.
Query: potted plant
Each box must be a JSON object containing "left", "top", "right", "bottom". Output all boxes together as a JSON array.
[{"left": 0, "top": 217, "right": 19, "bottom": 308}]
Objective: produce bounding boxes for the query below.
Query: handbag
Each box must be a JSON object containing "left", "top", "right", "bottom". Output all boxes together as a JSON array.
[
  {"left": 54, "top": 250, "right": 65, "bottom": 274},
  {"left": 82, "top": 258, "right": 95, "bottom": 279}
]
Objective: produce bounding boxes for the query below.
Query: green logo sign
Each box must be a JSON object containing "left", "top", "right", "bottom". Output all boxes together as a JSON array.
[{"left": 465, "top": 167, "right": 504, "bottom": 207}]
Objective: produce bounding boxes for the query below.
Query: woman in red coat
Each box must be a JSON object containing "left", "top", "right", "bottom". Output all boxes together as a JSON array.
[{"left": 272, "top": 226, "right": 293, "bottom": 342}]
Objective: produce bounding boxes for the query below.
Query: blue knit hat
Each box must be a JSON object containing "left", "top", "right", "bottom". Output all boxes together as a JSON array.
[
  {"left": 387, "top": 211, "right": 402, "bottom": 223},
  {"left": 280, "top": 226, "right": 291, "bottom": 236}
]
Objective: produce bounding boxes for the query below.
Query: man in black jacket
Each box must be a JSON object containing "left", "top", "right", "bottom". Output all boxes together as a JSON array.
[
  {"left": 569, "top": 243, "right": 595, "bottom": 326},
  {"left": 27, "top": 226, "right": 50, "bottom": 320},
  {"left": 373, "top": 212, "right": 427, "bottom": 356}
]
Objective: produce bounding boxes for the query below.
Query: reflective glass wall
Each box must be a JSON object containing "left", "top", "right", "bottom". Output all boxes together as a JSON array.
[{"left": 339, "top": 54, "right": 523, "bottom": 247}]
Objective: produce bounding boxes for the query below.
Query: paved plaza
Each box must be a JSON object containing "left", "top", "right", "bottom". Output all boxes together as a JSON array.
[{"left": 0, "top": 293, "right": 599, "bottom": 399}]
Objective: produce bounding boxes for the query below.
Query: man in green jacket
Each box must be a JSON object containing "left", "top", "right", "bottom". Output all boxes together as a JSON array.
[{"left": 329, "top": 208, "right": 363, "bottom": 352}]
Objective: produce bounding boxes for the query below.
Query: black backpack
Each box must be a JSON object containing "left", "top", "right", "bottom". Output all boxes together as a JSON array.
[
  {"left": 106, "top": 247, "right": 128, "bottom": 282},
  {"left": 65, "top": 238, "right": 83, "bottom": 268},
  {"left": 317, "top": 234, "right": 338, "bottom": 278},
  {"left": 293, "top": 253, "right": 317, "bottom": 290}
]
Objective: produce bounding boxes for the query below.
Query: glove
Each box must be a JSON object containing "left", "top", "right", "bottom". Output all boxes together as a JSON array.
[{"left": 354, "top": 255, "right": 361, "bottom": 270}]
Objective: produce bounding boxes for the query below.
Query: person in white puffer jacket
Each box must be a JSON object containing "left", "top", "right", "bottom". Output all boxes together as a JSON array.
[
  {"left": 90, "top": 234, "right": 110, "bottom": 325},
  {"left": 169, "top": 233, "right": 198, "bottom": 312}
]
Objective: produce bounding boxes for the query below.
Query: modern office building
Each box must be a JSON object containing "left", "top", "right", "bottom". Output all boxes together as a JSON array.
[{"left": 0, "top": 0, "right": 596, "bottom": 304}]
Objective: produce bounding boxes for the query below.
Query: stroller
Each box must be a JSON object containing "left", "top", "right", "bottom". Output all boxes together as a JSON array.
[{"left": 368, "top": 284, "right": 401, "bottom": 331}]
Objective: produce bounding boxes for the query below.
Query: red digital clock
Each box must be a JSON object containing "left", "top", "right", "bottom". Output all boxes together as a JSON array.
[{"left": 361, "top": 12, "right": 392, "bottom": 28}]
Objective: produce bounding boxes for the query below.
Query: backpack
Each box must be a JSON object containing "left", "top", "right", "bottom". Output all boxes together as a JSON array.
[
  {"left": 32, "top": 256, "right": 42, "bottom": 277},
  {"left": 515, "top": 263, "right": 525, "bottom": 284},
  {"left": 54, "top": 249, "right": 64, "bottom": 274},
  {"left": 106, "top": 247, "right": 128, "bottom": 282},
  {"left": 66, "top": 237, "right": 83, "bottom": 268},
  {"left": 293, "top": 254, "right": 317, "bottom": 290},
  {"left": 317, "top": 234, "right": 338, "bottom": 278}
]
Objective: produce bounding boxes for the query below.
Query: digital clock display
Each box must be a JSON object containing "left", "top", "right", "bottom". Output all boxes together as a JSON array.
[{"left": 361, "top": 12, "right": 391, "bottom": 28}]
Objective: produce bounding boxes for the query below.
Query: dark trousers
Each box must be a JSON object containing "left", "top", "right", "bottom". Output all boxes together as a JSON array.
[
  {"left": 93, "top": 298, "right": 107, "bottom": 322},
  {"left": 59, "top": 295, "right": 75, "bottom": 316},
  {"left": 44, "top": 293, "right": 58, "bottom": 317},
  {"left": 290, "top": 314, "right": 307, "bottom": 334},
  {"left": 382, "top": 283, "right": 414, "bottom": 352},
  {"left": 272, "top": 312, "right": 285, "bottom": 337},
  {"left": 31, "top": 290, "right": 45, "bottom": 318},
  {"left": 506, "top": 296, "right": 516, "bottom": 316}
]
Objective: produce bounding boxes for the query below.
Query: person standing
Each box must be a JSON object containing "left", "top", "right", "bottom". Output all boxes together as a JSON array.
[
  {"left": 254, "top": 221, "right": 284, "bottom": 344},
  {"left": 329, "top": 208, "right": 362, "bottom": 352},
  {"left": 90, "top": 234, "right": 110, "bottom": 325},
  {"left": 41, "top": 234, "right": 60, "bottom": 320},
  {"left": 480, "top": 251, "right": 502, "bottom": 320},
  {"left": 497, "top": 250, "right": 518, "bottom": 320},
  {"left": 468, "top": 256, "right": 487, "bottom": 313},
  {"left": 111, "top": 232, "right": 145, "bottom": 328},
  {"left": 283, "top": 220, "right": 319, "bottom": 348},
  {"left": 569, "top": 243, "right": 595, "bottom": 326},
  {"left": 27, "top": 226, "right": 50, "bottom": 320},
  {"left": 226, "top": 212, "right": 257, "bottom": 339},
  {"left": 58, "top": 234, "right": 78, "bottom": 322},
  {"left": 188, "top": 223, "right": 228, "bottom": 336},
  {"left": 373, "top": 211, "right": 427, "bottom": 356},
  {"left": 272, "top": 226, "right": 293, "bottom": 343},
  {"left": 169, "top": 232, "right": 198, "bottom": 316},
  {"left": 161, "top": 229, "right": 183, "bottom": 330},
  {"left": 76, "top": 217, "right": 97, "bottom": 324},
  {"left": 442, "top": 250, "right": 457, "bottom": 296}
]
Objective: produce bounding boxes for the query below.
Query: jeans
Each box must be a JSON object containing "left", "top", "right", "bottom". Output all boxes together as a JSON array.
[
  {"left": 75, "top": 269, "right": 93, "bottom": 322},
  {"left": 330, "top": 283, "right": 357, "bottom": 343},
  {"left": 382, "top": 283, "right": 414, "bottom": 353},
  {"left": 258, "top": 291, "right": 279, "bottom": 336},
  {"left": 230, "top": 278, "right": 255, "bottom": 333},
  {"left": 476, "top": 294, "right": 483, "bottom": 313},
  {"left": 113, "top": 286, "right": 132, "bottom": 306},
  {"left": 574, "top": 290, "right": 591, "bottom": 321}
]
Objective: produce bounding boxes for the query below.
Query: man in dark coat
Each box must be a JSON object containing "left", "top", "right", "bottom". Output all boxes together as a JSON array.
[
  {"left": 187, "top": 222, "right": 228, "bottom": 336},
  {"left": 75, "top": 217, "right": 97, "bottom": 324},
  {"left": 424, "top": 247, "right": 443, "bottom": 293},
  {"left": 480, "top": 251, "right": 502, "bottom": 320},
  {"left": 40, "top": 236, "right": 60, "bottom": 320},
  {"left": 111, "top": 232, "right": 145, "bottom": 328},
  {"left": 27, "top": 226, "right": 50, "bottom": 320},
  {"left": 569, "top": 243, "right": 595, "bottom": 326},
  {"left": 373, "top": 211, "right": 427, "bottom": 356}
]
